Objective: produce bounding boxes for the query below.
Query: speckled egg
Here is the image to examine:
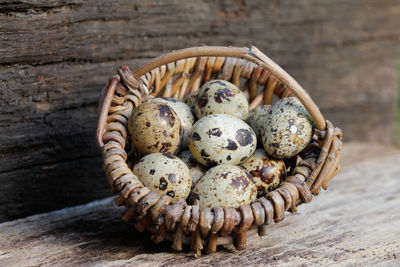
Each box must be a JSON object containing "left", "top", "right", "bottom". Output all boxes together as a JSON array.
[
  {"left": 151, "top": 97, "right": 195, "bottom": 148},
  {"left": 240, "top": 149, "right": 286, "bottom": 196},
  {"left": 192, "top": 164, "right": 257, "bottom": 208},
  {"left": 178, "top": 150, "right": 208, "bottom": 187},
  {"left": 184, "top": 91, "right": 199, "bottom": 113},
  {"left": 195, "top": 80, "right": 249, "bottom": 120},
  {"left": 133, "top": 153, "right": 192, "bottom": 202},
  {"left": 128, "top": 101, "right": 183, "bottom": 155},
  {"left": 188, "top": 114, "right": 257, "bottom": 166},
  {"left": 262, "top": 97, "right": 313, "bottom": 159},
  {"left": 246, "top": 105, "right": 271, "bottom": 142}
]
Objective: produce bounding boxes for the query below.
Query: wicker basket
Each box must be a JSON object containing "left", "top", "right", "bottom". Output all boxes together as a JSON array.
[{"left": 96, "top": 46, "right": 342, "bottom": 256}]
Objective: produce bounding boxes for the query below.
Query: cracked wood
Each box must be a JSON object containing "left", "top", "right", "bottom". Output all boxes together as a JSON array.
[
  {"left": 0, "top": 143, "right": 399, "bottom": 266},
  {"left": 1, "top": 0, "right": 399, "bottom": 221}
]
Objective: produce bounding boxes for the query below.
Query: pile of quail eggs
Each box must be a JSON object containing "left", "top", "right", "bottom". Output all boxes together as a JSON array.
[{"left": 128, "top": 79, "right": 314, "bottom": 208}]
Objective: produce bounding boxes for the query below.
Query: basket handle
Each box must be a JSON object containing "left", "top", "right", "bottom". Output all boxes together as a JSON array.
[
  {"left": 132, "top": 46, "right": 326, "bottom": 130},
  {"left": 96, "top": 46, "right": 326, "bottom": 148},
  {"left": 96, "top": 75, "right": 119, "bottom": 148}
]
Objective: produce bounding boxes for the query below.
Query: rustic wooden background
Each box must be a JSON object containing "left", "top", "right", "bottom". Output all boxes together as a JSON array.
[
  {"left": 1, "top": 143, "right": 400, "bottom": 265},
  {"left": 1, "top": 0, "right": 399, "bottom": 222}
]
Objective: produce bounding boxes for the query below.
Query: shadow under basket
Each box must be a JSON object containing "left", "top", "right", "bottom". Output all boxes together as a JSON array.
[{"left": 96, "top": 46, "right": 343, "bottom": 256}]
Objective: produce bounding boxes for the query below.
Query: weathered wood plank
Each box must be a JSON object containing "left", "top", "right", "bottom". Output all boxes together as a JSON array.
[
  {"left": 1, "top": 0, "right": 400, "bottom": 221},
  {"left": 0, "top": 143, "right": 399, "bottom": 266}
]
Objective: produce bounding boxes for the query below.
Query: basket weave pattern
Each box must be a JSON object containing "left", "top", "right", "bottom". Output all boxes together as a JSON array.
[{"left": 96, "top": 46, "right": 342, "bottom": 256}]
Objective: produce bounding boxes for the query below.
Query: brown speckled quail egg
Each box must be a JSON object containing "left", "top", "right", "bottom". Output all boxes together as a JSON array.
[
  {"left": 184, "top": 91, "right": 199, "bottom": 113},
  {"left": 240, "top": 149, "right": 286, "bottom": 196},
  {"left": 195, "top": 80, "right": 249, "bottom": 120},
  {"left": 178, "top": 150, "right": 208, "bottom": 187},
  {"left": 262, "top": 97, "right": 313, "bottom": 159},
  {"left": 192, "top": 164, "right": 257, "bottom": 208},
  {"left": 133, "top": 153, "right": 192, "bottom": 202},
  {"left": 188, "top": 114, "right": 257, "bottom": 166},
  {"left": 128, "top": 101, "right": 183, "bottom": 155},
  {"left": 246, "top": 105, "right": 271, "bottom": 142},
  {"left": 151, "top": 97, "right": 195, "bottom": 148}
]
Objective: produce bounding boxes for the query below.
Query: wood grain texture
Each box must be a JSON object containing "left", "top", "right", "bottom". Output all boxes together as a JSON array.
[
  {"left": 1, "top": 0, "right": 400, "bottom": 221},
  {"left": 0, "top": 143, "right": 399, "bottom": 266}
]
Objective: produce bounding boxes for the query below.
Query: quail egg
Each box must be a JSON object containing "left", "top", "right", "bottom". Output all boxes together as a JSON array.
[
  {"left": 192, "top": 164, "right": 257, "bottom": 208},
  {"left": 262, "top": 97, "right": 313, "bottom": 159},
  {"left": 240, "top": 149, "right": 286, "bottom": 196},
  {"left": 189, "top": 114, "right": 257, "bottom": 166},
  {"left": 195, "top": 79, "right": 249, "bottom": 120},
  {"left": 178, "top": 150, "right": 208, "bottom": 187},
  {"left": 246, "top": 105, "right": 271, "bottom": 142},
  {"left": 152, "top": 97, "right": 195, "bottom": 148},
  {"left": 133, "top": 153, "right": 192, "bottom": 202},
  {"left": 128, "top": 101, "right": 183, "bottom": 155},
  {"left": 184, "top": 91, "right": 199, "bottom": 113}
]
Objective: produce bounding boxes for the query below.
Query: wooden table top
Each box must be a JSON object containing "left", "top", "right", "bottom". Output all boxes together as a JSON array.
[{"left": 1, "top": 142, "right": 399, "bottom": 266}]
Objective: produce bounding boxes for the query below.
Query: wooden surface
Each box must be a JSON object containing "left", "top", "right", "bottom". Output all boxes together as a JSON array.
[
  {"left": 1, "top": 0, "right": 400, "bottom": 221},
  {"left": 1, "top": 142, "right": 399, "bottom": 266}
]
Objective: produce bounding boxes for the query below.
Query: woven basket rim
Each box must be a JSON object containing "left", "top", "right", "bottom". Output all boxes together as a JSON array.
[{"left": 96, "top": 46, "right": 343, "bottom": 256}]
